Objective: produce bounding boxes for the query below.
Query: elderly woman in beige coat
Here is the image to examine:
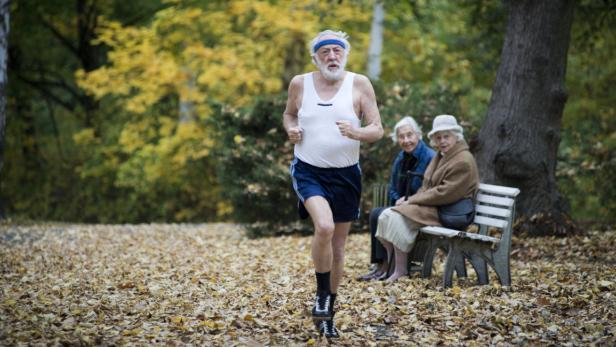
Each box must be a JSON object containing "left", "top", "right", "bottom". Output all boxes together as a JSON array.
[{"left": 375, "top": 114, "right": 480, "bottom": 281}]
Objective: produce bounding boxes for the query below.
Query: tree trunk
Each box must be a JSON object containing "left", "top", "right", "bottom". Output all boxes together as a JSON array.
[
  {"left": 0, "top": 0, "right": 8, "bottom": 219},
  {"left": 179, "top": 67, "right": 196, "bottom": 123},
  {"left": 474, "top": 0, "right": 578, "bottom": 236},
  {"left": 367, "top": 0, "right": 384, "bottom": 80},
  {"left": 0, "top": 0, "right": 9, "bottom": 175}
]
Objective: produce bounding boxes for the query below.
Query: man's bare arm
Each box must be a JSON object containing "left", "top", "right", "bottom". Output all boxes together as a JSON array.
[
  {"left": 339, "top": 74, "right": 383, "bottom": 143},
  {"left": 283, "top": 76, "right": 303, "bottom": 144}
]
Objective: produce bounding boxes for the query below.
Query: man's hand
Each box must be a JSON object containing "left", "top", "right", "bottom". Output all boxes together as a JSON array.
[
  {"left": 336, "top": 120, "right": 357, "bottom": 140},
  {"left": 287, "top": 126, "right": 303, "bottom": 144}
]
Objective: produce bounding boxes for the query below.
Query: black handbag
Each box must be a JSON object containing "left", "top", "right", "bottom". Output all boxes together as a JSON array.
[{"left": 438, "top": 198, "right": 475, "bottom": 229}]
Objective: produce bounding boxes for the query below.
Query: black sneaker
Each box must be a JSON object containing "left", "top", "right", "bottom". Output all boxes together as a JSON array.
[
  {"left": 311, "top": 291, "right": 332, "bottom": 320},
  {"left": 318, "top": 318, "right": 339, "bottom": 338}
]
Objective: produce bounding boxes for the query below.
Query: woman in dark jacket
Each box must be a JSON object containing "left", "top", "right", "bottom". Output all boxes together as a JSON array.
[{"left": 357, "top": 116, "right": 434, "bottom": 281}]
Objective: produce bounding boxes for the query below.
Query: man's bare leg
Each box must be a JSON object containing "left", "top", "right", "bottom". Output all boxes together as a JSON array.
[
  {"left": 330, "top": 222, "right": 351, "bottom": 293},
  {"left": 303, "top": 196, "right": 335, "bottom": 320},
  {"left": 304, "top": 196, "right": 335, "bottom": 272},
  {"left": 320, "top": 220, "right": 350, "bottom": 340}
]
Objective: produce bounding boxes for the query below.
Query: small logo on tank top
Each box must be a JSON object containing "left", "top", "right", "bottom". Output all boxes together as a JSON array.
[{"left": 317, "top": 103, "right": 333, "bottom": 106}]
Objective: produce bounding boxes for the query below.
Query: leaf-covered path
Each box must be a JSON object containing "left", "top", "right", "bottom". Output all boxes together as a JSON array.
[{"left": 1, "top": 223, "right": 614, "bottom": 346}]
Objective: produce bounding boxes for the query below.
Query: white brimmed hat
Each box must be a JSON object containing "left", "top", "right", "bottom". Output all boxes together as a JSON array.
[{"left": 428, "top": 115, "right": 463, "bottom": 138}]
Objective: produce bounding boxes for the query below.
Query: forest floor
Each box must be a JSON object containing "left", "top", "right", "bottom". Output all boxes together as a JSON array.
[{"left": 1, "top": 222, "right": 615, "bottom": 346}]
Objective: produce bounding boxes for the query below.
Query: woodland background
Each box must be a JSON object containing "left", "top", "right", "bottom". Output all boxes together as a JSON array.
[
  {"left": 1, "top": 0, "right": 615, "bottom": 235},
  {"left": 1, "top": 1, "right": 615, "bottom": 345}
]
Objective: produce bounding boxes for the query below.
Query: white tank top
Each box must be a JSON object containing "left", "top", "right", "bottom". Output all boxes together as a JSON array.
[{"left": 294, "top": 72, "right": 360, "bottom": 168}]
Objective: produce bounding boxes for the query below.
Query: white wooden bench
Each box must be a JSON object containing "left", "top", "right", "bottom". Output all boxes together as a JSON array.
[{"left": 419, "top": 183, "right": 520, "bottom": 287}]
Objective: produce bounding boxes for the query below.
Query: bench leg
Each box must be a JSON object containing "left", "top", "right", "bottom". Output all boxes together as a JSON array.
[
  {"left": 421, "top": 237, "right": 438, "bottom": 278},
  {"left": 443, "top": 240, "right": 460, "bottom": 288},
  {"left": 468, "top": 253, "right": 489, "bottom": 285},
  {"left": 454, "top": 256, "right": 467, "bottom": 278},
  {"left": 493, "top": 252, "right": 511, "bottom": 286}
]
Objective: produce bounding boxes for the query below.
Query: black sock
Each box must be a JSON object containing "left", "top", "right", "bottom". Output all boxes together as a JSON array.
[
  {"left": 330, "top": 293, "right": 337, "bottom": 312},
  {"left": 315, "top": 271, "right": 331, "bottom": 294}
]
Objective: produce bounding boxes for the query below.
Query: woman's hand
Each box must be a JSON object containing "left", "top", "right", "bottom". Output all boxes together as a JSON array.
[{"left": 394, "top": 197, "right": 410, "bottom": 206}]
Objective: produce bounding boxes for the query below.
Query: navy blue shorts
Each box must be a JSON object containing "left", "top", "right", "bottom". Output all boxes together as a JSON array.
[{"left": 289, "top": 157, "right": 362, "bottom": 223}]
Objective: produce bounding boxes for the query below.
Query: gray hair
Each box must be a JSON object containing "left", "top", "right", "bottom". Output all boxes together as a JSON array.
[
  {"left": 390, "top": 116, "right": 423, "bottom": 143},
  {"left": 309, "top": 29, "right": 351, "bottom": 60},
  {"left": 428, "top": 129, "right": 464, "bottom": 147}
]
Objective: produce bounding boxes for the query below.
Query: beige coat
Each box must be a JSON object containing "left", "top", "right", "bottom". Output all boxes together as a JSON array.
[{"left": 392, "top": 140, "right": 479, "bottom": 226}]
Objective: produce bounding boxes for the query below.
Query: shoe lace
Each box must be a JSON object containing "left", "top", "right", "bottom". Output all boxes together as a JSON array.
[
  {"left": 320, "top": 320, "right": 336, "bottom": 335},
  {"left": 316, "top": 293, "right": 330, "bottom": 311},
  {"left": 322, "top": 295, "right": 330, "bottom": 310}
]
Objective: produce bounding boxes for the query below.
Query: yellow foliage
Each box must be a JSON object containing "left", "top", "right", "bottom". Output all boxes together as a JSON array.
[
  {"left": 77, "top": 1, "right": 369, "bottom": 118},
  {"left": 233, "top": 135, "right": 245, "bottom": 145},
  {"left": 216, "top": 201, "right": 233, "bottom": 219},
  {"left": 118, "top": 120, "right": 150, "bottom": 153},
  {"left": 158, "top": 117, "right": 176, "bottom": 138}
]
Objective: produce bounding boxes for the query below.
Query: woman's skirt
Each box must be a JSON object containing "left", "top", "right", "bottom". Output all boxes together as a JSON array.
[{"left": 375, "top": 208, "right": 421, "bottom": 253}]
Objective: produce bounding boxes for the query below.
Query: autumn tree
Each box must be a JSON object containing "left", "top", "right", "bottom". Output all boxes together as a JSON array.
[
  {"left": 474, "top": 0, "right": 577, "bottom": 235},
  {"left": 3, "top": 0, "right": 165, "bottom": 221}
]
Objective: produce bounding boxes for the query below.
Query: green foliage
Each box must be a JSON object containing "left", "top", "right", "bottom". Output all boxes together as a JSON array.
[
  {"left": 69, "top": 120, "right": 221, "bottom": 223},
  {"left": 557, "top": 2, "right": 616, "bottom": 224},
  {"left": 380, "top": 0, "right": 503, "bottom": 124},
  {"left": 210, "top": 95, "right": 310, "bottom": 237}
]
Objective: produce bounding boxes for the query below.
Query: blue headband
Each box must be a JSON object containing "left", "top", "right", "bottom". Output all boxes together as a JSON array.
[{"left": 313, "top": 39, "right": 346, "bottom": 53}]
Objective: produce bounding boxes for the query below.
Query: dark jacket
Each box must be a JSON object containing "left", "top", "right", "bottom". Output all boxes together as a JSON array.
[{"left": 388, "top": 140, "right": 435, "bottom": 205}]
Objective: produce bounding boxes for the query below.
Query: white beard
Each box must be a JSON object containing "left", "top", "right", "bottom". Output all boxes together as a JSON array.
[{"left": 316, "top": 55, "right": 347, "bottom": 81}]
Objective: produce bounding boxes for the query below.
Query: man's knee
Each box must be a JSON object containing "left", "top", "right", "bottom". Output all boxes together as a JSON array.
[{"left": 314, "top": 220, "right": 335, "bottom": 239}]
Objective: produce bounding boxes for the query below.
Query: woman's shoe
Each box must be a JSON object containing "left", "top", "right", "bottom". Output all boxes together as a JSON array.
[
  {"left": 377, "top": 255, "right": 395, "bottom": 281},
  {"left": 356, "top": 265, "right": 380, "bottom": 281},
  {"left": 374, "top": 271, "right": 389, "bottom": 281},
  {"left": 385, "top": 271, "right": 408, "bottom": 282}
]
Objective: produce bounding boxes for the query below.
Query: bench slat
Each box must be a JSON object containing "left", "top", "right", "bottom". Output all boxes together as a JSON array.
[
  {"left": 459, "top": 231, "right": 500, "bottom": 244},
  {"left": 420, "top": 226, "right": 460, "bottom": 238},
  {"left": 475, "top": 204, "right": 511, "bottom": 218},
  {"left": 476, "top": 193, "right": 516, "bottom": 208},
  {"left": 473, "top": 215, "right": 508, "bottom": 229},
  {"left": 478, "top": 183, "right": 521, "bottom": 197}
]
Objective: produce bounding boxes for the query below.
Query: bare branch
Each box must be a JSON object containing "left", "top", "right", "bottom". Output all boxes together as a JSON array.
[
  {"left": 16, "top": 74, "right": 77, "bottom": 111},
  {"left": 38, "top": 14, "right": 79, "bottom": 57}
]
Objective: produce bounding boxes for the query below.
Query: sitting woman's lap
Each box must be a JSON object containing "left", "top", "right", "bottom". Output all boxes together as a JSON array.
[{"left": 375, "top": 208, "right": 421, "bottom": 253}]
